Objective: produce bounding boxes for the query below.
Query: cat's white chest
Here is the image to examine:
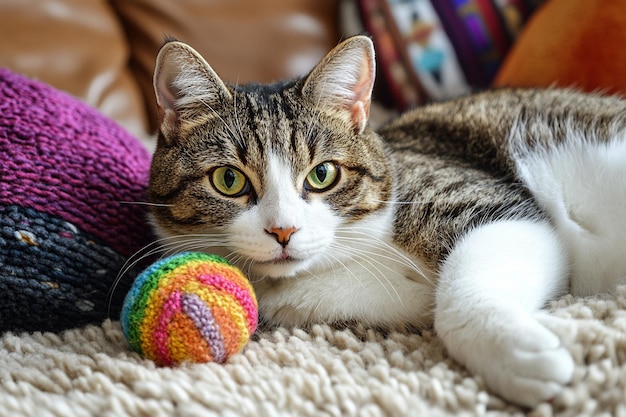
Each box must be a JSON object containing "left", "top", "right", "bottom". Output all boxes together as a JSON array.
[{"left": 252, "top": 235, "right": 434, "bottom": 329}]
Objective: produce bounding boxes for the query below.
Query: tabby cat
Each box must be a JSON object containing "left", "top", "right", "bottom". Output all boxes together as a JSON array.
[{"left": 147, "top": 36, "right": 626, "bottom": 407}]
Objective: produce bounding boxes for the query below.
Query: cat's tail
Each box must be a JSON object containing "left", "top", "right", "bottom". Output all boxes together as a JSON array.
[{"left": 512, "top": 123, "right": 626, "bottom": 296}]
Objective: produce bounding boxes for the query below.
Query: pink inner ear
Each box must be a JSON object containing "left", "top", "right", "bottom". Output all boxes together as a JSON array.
[
  {"left": 163, "top": 108, "right": 179, "bottom": 127},
  {"left": 349, "top": 54, "right": 375, "bottom": 132},
  {"left": 351, "top": 101, "right": 368, "bottom": 133},
  {"left": 301, "top": 36, "right": 378, "bottom": 132}
]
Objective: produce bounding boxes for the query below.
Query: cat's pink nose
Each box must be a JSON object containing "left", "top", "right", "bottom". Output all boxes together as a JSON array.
[{"left": 266, "top": 226, "right": 298, "bottom": 247}]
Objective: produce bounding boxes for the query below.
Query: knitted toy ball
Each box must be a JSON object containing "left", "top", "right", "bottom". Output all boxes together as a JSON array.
[{"left": 121, "top": 252, "right": 258, "bottom": 366}]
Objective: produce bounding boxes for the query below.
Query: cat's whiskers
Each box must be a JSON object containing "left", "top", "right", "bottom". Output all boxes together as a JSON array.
[
  {"left": 243, "top": 259, "right": 261, "bottom": 280},
  {"left": 107, "top": 233, "right": 237, "bottom": 316},
  {"left": 155, "top": 236, "right": 228, "bottom": 257},
  {"left": 107, "top": 239, "right": 169, "bottom": 316},
  {"left": 232, "top": 78, "right": 246, "bottom": 147},
  {"left": 335, "top": 227, "right": 431, "bottom": 284},
  {"left": 192, "top": 93, "right": 245, "bottom": 146},
  {"left": 316, "top": 250, "right": 363, "bottom": 285},
  {"left": 247, "top": 269, "right": 271, "bottom": 285},
  {"left": 372, "top": 198, "right": 427, "bottom": 206},
  {"left": 117, "top": 201, "right": 174, "bottom": 208},
  {"left": 335, "top": 240, "right": 426, "bottom": 286},
  {"left": 336, "top": 234, "right": 421, "bottom": 270},
  {"left": 301, "top": 250, "right": 373, "bottom": 322},
  {"left": 328, "top": 242, "right": 403, "bottom": 304},
  {"left": 223, "top": 250, "right": 256, "bottom": 278}
]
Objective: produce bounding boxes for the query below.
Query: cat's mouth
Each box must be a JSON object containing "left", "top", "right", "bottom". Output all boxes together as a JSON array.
[
  {"left": 252, "top": 251, "right": 309, "bottom": 278},
  {"left": 258, "top": 253, "right": 300, "bottom": 265}
]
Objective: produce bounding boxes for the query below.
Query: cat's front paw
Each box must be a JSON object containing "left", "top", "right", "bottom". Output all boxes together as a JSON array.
[
  {"left": 437, "top": 310, "right": 576, "bottom": 407},
  {"left": 488, "top": 331, "right": 574, "bottom": 407}
]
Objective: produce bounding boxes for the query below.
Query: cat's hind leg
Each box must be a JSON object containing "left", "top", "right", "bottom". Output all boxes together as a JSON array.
[{"left": 434, "top": 219, "right": 574, "bottom": 407}]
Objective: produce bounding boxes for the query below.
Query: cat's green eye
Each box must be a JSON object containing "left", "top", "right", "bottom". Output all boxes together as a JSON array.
[
  {"left": 211, "top": 166, "right": 248, "bottom": 197},
  {"left": 305, "top": 162, "right": 339, "bottom": 192}
]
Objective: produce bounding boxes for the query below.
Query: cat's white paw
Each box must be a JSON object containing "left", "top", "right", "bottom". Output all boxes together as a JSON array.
[
  {"left": 481, "top": 323, "right": 574, "bottom": 406},
  {"left": 436, "top": 309, "right": 575, "bottom": 407}
]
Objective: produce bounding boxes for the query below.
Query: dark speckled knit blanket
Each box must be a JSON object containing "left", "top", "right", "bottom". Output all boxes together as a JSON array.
[{"left": 0, "top": 68, "right": 154, "bottom": 332}]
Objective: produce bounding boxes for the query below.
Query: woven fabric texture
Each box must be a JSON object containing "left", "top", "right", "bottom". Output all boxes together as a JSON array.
[{"left": 0, "top": 68, "right": 153, "bottom": 332}]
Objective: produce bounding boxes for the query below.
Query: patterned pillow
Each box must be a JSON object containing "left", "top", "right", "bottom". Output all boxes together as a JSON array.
[
  {"left": 358, "top": 0, "right": 543, "bottom": 110},
  {"left": 0, "top": 68, "right": 153, "bottom": 332}
]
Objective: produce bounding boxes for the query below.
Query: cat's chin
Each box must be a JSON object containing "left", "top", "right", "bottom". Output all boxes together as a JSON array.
[{"left": 252, "top": 257, "right": 313, "bottom": 279}]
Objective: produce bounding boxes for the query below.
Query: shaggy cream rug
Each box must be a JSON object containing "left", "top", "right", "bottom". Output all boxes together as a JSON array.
[{"left": 1, "top": 285, "right": 625, "bottom": 417}]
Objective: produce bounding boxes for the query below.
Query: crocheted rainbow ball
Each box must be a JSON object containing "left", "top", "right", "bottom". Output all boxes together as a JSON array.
[{"left": 120, "top": 252, "right": 257, "bottom": 366}]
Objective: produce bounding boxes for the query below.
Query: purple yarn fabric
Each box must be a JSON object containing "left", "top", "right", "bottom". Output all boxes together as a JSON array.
[
  {"left": 0, "top": 68, "right": 154, "bottom": 332},
  {"left": 0, "top": 68, "right": 151, "bottom": 257}
]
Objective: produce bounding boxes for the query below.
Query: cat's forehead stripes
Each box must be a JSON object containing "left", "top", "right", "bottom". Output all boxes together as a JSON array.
[{"left": 231, "top": 86, "right": 318, "bottom": 167}]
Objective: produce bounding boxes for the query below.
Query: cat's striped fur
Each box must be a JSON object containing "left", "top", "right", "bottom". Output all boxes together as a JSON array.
[{"left": 148, "top": 36, "right": 626, "bottom": 407}]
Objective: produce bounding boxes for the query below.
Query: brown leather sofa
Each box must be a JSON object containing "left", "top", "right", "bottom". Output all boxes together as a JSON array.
[{"left": 0, "top": 0, "right": 340, "bottom": 149}]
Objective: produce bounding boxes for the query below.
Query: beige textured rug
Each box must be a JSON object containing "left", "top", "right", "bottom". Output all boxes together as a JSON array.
[{"left": 2, "top": 285, "right": 626, "bottom": 417}]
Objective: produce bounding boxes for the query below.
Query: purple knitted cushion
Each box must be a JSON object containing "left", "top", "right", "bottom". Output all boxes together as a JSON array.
[{"left": 0, "top": 68, "right": 154, "bottom": 332}]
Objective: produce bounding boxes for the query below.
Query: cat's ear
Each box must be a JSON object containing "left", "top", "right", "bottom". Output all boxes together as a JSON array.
[
  {"left": 302, "top": 36, "right": 376, "bottom": 134},
  {"left": 153, "top": 40, "right": 232, "bottom": 138}
]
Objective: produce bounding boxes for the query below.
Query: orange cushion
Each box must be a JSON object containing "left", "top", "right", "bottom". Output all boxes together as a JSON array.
[{"left": 494, "top": 0, "right": 626, "bottom": 96}]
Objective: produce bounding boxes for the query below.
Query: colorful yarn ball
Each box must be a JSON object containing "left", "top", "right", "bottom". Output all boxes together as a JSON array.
[{"left": 121, "top": 252, "right": 258, "bottom": 366}]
